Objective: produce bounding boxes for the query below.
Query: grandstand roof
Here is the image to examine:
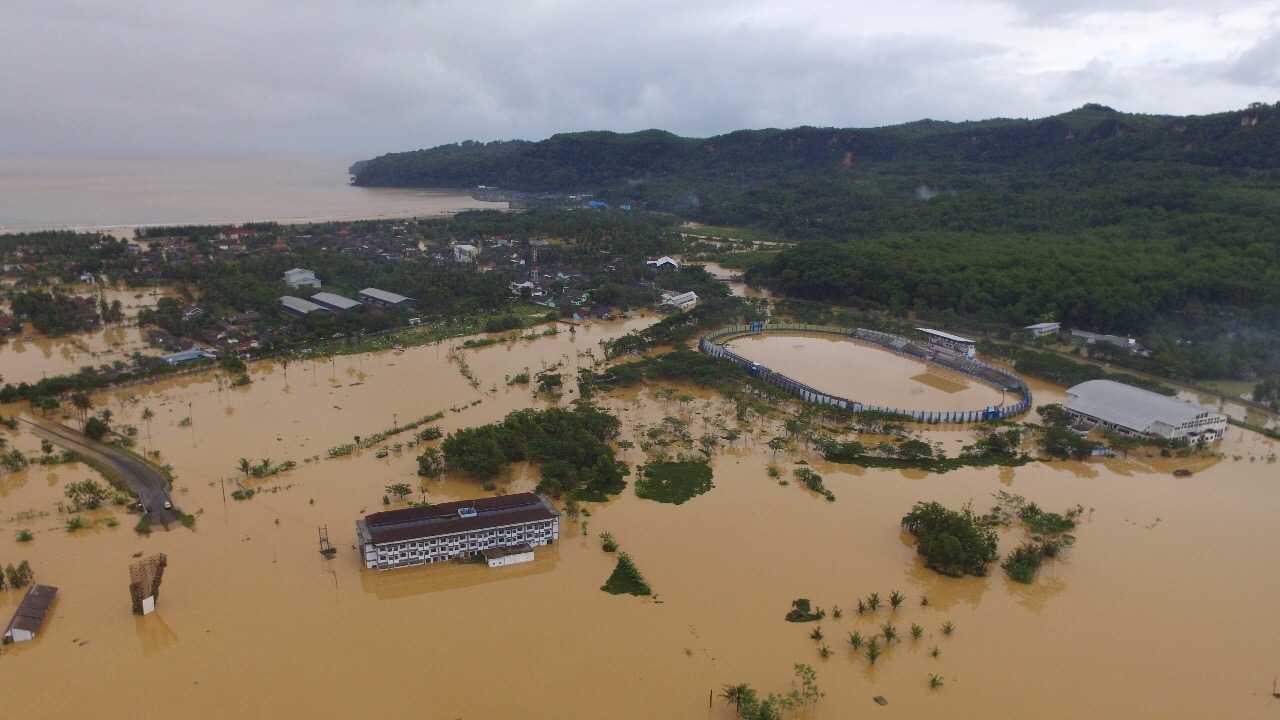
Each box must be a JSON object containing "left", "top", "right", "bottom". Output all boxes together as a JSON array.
[
  {"left": 1065, "top": 380, "right": 1217, "bottom": 433},
  {"left": 917, "top": 328, "right": 975, "bottom": 344}
]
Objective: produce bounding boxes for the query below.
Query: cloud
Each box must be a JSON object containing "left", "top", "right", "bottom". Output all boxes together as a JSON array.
[{"left": 0, "top": 0, "right": 1276, "bottom": 155}]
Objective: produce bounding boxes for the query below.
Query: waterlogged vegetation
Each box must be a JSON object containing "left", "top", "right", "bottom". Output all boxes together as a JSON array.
[
  {"left": 633, "top": 460, "right": 713, "bottom": 504},
  {"left": 437, "top": 405, "right": 629, "bottom": 501},
  {"left": 601, "top": 551, "right": 651, "bottom": 596},
  {"left": 719, "top": 663, "right": 823, "bottom": 720},
  {"left": 903, "top": 492, "right": 1083, "bottom": 582}
]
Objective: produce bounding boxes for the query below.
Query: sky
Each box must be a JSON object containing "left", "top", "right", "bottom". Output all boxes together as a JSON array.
[{"left": 3, "top": 0, "right": 1278, "bottom": 158}]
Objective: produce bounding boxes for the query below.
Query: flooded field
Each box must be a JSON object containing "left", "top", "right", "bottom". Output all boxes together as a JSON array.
[
  {"left": 2, "top": 316, "right": 1279, "bottom": 719},
  {"left": 726, "top": 332, "right": 1008, "bottom": 412},
  {"left": 0, "top": 285, "right": 175, "bottom": 385}
]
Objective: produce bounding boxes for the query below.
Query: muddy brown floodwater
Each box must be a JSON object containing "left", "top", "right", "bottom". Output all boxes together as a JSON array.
[
  {"left": 1, "top": 316, "right": 1279, "bottom": 719},
  {"left": 0, "top": 285, "right": 177, "bottom": 385},
  {"left": 725, "top": 333, "right": 1007, "bottom": 412}
]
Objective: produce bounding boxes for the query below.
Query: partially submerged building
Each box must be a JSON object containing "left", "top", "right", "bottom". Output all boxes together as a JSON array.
[
  {"left": 1064, "top": 379, "right": 1227, "bottom": 442},
  {"left": 3, "top": 584, "right": 57, "bottom": 643},
  {"left": 357, "top": 493, "right": 559, "bottom": 571}
]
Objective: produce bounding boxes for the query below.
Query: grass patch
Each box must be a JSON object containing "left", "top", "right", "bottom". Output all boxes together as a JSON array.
[
  {"left": 634, "top": 461, "right": 713, "bottom": 505},
  {"left": 601, "top": 551, "right": 652, "bottom": 596}
]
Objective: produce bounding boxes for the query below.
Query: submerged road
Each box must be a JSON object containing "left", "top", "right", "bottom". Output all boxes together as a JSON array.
[{"left": 25, "top": 419, "right": 180, "bottom": 528}]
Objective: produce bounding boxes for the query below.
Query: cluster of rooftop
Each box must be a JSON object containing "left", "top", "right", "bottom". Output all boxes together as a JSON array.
[
  {"left": 357, "top": 493, "right": 559, "bottom": 571},
  {"left": 279, "top": 270, "right": 417, "bottom": 318}
]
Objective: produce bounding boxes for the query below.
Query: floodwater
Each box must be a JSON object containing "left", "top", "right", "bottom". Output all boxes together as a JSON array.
[
  {"left": 700, "top": 260, "right": 771, "bottom": 299},
  {"left": 726, "top": 332, "right": 1007, "bottom": 411},
  {"left": 0, "top": 154, "right": 505, "bottom": 233},
  {"left": 2, "top": 317, "right": 1279, "bottom": 720},
  {"left": 0, "top": 285, "right": 176, "bottom": 385}
]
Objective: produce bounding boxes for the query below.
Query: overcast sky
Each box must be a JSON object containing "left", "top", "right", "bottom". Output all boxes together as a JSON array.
[{"left": 3, "top": 0, "right": 1278, "bottom": 157}]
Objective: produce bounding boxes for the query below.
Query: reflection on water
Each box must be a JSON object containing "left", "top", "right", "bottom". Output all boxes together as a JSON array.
[
  {"left": 359, "top": 543, "right": 561, "bottom": 600},
  {"left": 135, "top": 613, "right": 180, "bottom": 655}
]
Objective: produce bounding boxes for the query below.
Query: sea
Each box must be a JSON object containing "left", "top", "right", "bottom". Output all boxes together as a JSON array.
[{"left": 0, "top": 154, "right": 504, "bottom": 234}]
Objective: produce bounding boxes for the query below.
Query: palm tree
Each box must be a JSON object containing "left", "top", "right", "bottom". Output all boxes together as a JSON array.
[
  {"left": 719, "top": 683, "right": 753, "bottom": 715},
  {"left": 865, "top": 637, "right": 882, "bottom": 665},
  {"left": 867, "top": 592, "right": 881, "bottom": 611},
  {"left": 238, "top": 458, "right": 251, "bottom": 479},
  {"left": 71, "top": 392, "right": 92, "bottom": 428},
  {"left": 140, "top": 407, "right": 154, "bottom": 440},
  {"left": 881, "top": 623, "right": 898, "bottom": 644},
  {"left": 848, "top": 631, "right": 865, "bottom": 649},
  {"left": 889, "top": 590, "right": 905, "bottom": 610}
]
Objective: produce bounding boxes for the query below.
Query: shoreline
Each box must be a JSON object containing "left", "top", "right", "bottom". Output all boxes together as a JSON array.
[{"left": 0, "top": 197, "right": 510, "bottom": 238}]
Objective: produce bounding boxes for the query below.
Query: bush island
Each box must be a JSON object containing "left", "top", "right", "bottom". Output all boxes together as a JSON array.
[
  {"left": 901, "top": 501, "right": 998, "bottom": 577},
  {"left": 634, "top": 461, "right": 713, "bottom": 504}
]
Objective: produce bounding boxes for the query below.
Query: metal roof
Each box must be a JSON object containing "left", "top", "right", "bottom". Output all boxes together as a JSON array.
[
  {"left": 358, "top": 287, "right": 415, "bottom": 304},
  {"left": 279, "top": 296, "right": 329, "bottom": 314},
  {"left": 1066, "top": 380, "right": 1218, "bottom": 432},
  {"left": 917, "top": 328, "right": 975, "bottom": 344},
  {"left": 309, "top": 292, "right": 362, "bottom": 311}
]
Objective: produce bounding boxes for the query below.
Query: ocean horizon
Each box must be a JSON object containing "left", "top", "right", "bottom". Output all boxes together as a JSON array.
[{"left": 0, "top": 153, "right": 502, "bottom": 233}]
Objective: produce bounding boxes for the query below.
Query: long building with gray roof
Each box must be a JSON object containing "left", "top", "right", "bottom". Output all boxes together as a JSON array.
[{"left": 1064, "top": 379, "right": 1226, "bottom": 442}]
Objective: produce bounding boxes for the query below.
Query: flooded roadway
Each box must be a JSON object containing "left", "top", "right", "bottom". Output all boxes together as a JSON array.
[{"left": 1, "top": 315, "right": 1278, "bottom": 719}]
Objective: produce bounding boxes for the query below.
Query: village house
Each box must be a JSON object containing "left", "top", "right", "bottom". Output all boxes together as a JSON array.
[
  {"left": 453, "top": 244, "right": 480, "bottom": 263},
  {"left": 661, "top": 291, "right": 698, "bottom": 310},
  {"left": 282, "top": 268, "right": 321, "bottom": 288},
  {"left": 3, "top": 584, "right": 57, "bottom": 644},
  {"left": 357, "top": 493, "right": 559, "bottom": 571},
  {"left": 647, "top": 256, "right": 679, "bottom": 271}
]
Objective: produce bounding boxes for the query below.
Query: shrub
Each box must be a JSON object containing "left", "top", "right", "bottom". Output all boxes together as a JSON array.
[
  {"left": 901, "top": 501, "right": 998, "bottom": 577},
  {"left": 16, "top": 529, "right": 34, "bottom": 542},
  {"left": 634, "top": 461, "right": 713, "bottom": 504},
  {"left": 1001, "top": 544, "right": 1044, "bottom": 584},
  {"left": 601, "top": 552, "right": 651, "bottom": 596}
]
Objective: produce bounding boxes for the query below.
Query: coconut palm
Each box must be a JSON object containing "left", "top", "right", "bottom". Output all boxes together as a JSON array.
[
  {"left": 867, "top": 592, "right": 881, "bottom": 611},
  {"left": 238, "top": 458, "right": 251, "bottom": 479},
  {"left": 865, "top": 637, "right": 882, "bottom": 665},
  {"left": 140, "top": 407, "right": 155, "bottom": 440},
  {"left": 848, "top": 631, "right": 865, "bottom": 649},
  {"left": 719, "top": 683, "right": 754, "bottom": 715},
  {"left": 910, "top": 623, "right": 924, "bottom": 640},
  {"left": 881, "top": 623, "right": 899, "bottom": 644},
  {"left": 889, "top": 590, "right": 905, "bottom": 610},
  {"left": 941, "top": 621, "right": 955, "bottom": 636}
]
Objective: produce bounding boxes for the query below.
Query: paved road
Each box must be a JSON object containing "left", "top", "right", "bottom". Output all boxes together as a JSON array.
[{"left": 26, "top": 419, "right": 180, "bottom": 528}]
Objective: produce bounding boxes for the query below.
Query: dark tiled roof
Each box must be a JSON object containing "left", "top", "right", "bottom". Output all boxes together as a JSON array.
[
  {"left": 4, "top": 584, "right": 57, "bottom": 637},
  {"left": 364, "top": 493, "right": 557, "bottom": 546}
]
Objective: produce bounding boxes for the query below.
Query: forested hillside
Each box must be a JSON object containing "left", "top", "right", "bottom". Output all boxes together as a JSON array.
[{"left": 355, "top": 104, "right": 1280, "bottom": 382}]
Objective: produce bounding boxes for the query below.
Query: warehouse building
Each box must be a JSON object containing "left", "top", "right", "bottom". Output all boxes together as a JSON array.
[
  {"left": 279, "top": 296, "right": 330, "bottom": 318},
  {"left": 1064, "top": 380, "right": 1227, "bottom": 442},
  {"left": 357, "top": 493, "right": 559, "bottom": 571},
  {"left": 358, "top": 287, "right": 417, "bottom": 309},
  {"left": 309, "top": 292, "right": 362, "bottom": 312}
]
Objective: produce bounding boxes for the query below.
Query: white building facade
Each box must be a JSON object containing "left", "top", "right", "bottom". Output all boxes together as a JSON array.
[
  {"left": 1065, "top": 379, "right": 1227, "bottom": 442},
  {"left": 357, "top": 493, "right": 559, "bottom": 571}
]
